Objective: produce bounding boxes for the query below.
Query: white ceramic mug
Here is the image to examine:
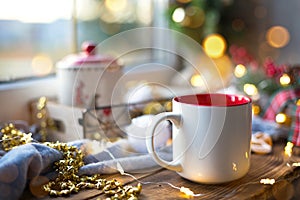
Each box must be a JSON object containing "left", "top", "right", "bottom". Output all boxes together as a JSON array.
[{"left": 146, "top": 93, "right": 252, "bottom": 184}]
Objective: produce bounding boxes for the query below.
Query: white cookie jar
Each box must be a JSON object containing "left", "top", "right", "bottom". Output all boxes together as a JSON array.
[{"left": 56, "top": 41, "right": 124, "bottom": 109}]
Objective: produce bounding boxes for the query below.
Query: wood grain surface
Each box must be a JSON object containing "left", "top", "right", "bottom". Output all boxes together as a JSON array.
[{"left": 22, "top": 140, "right": 300, "bottom": 199}]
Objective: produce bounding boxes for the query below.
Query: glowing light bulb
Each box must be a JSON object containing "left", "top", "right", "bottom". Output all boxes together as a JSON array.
[
  {"left": 190, "top": 74, "right": 205, "bottom": 87},
  {"left": 203, "top": 34, "right": 227, "bottom": 58},
  {"left": 279, "top": 73, "right": 291, "bottom": 86},
  {"left": 275, "top": 113, "right": 287, "bottom": 124},
  {"left": 285, "top": 142, "right": 294, "bottom": 157},
  {"left": 260, "top": 178, "right": 275, "bottom": 185},
  {"left": 172, "top": 7, "right": 185, "bottom": 23},
  {"left": 180, "top": 187, "right": 194, "bottom": 198},
  {"left": 232, "top": 163, "right": 237, "bottom": 171},
  {"left": 234, "top": 64, "right": 247, "bottom": 78},
  {"left": 243, "top": 84, "right": 258, "bottom": 96}
]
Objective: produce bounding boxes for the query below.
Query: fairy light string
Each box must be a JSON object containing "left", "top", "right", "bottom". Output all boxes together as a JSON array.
[
  {"left": 119, "top": 171, "right": 204, "bottom": 198},
  {"left": 105, "top": 149, "right": 204, "bottom": 198}
]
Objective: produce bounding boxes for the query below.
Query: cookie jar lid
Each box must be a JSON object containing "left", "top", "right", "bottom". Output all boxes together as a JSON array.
[{"left": 56, "top": 41, "right": 120, "bottom": 69}]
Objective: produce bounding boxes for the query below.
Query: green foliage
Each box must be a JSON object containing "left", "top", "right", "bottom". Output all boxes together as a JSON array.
[{"left": 166, "top": 0, "right": 232, "bottom": 43}]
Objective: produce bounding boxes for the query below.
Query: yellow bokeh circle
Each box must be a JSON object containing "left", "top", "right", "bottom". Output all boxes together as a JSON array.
[
  {"left": 203, "top": 34, "right": 227, "bottom": 58},
  {"left": 266, "top": 26, "right": 290, "bottom": 48}
]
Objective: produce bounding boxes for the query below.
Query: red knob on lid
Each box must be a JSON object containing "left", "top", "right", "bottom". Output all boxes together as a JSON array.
[{"left": 82, "top": 41, "right": 96, "bottom": 55}]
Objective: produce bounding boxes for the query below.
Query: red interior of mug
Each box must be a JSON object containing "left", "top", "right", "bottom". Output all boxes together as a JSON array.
[{"left": 174, "top": 93, "right": 251, "bottom": 107}]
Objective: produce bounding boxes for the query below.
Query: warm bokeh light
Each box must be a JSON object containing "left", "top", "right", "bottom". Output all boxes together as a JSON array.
[
  {"left": 105, "top": 0, "right": 128, "bottom": 12},
  {"left": 275, "top": 113, "right": 287, "bottom": 124},
  {"left": 31, "top": 54, "right": 53, "bottom": 76},
  {"left": 266, "top": 26, "right": 290, "bottom": 48},
  {"left": 279, "top": 73, "right": 291, "bottom": 86},
  {"left": 297, "top": 99, "right": 300, "bottom": 106},
  {"left": 203, "top": 34, "right": 227, "bottom": 58},
  {"left": 172, "top": 7, "right": 185, "bottom": 23},
  {"left": 190, "top": 74, "right": 205, "bottom": 87},
  {"left": 184, "top": 6, "right": 205, "bottom": 28},
  {"left": 234, "top": 64, "right": 247, "bottom": 78},
  {"left": 243, "top": 84, "right": 258, "bottom": 96},
  {"left": 276, "top": 112, "right": 291, "bottom": 126},
  {"left": 252, "top": 104, "right": 261, "bottom": 115}
]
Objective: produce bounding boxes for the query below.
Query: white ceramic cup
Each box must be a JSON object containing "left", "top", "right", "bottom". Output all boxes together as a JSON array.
[{"left": 146, "top": 93, "right": 252, "bottom": 184}]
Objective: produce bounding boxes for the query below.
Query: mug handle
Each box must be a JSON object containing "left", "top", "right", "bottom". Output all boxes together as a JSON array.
[{"left": 146, "top": 112, "right": 183, "bottom": 172}]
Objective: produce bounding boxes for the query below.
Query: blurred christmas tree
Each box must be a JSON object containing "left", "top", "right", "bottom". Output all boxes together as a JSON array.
[
  {"left": 167, "top": 0, "right": 234, "bottom": 43},
  {"left": 167, "top": 1, "right": 300, "bottom": 148},
  {"left": 229, "top": 45, "right": 300, "bottom": 142},
  {"left": 230, "top": 45, "right": 300, "bottom": 100}
]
